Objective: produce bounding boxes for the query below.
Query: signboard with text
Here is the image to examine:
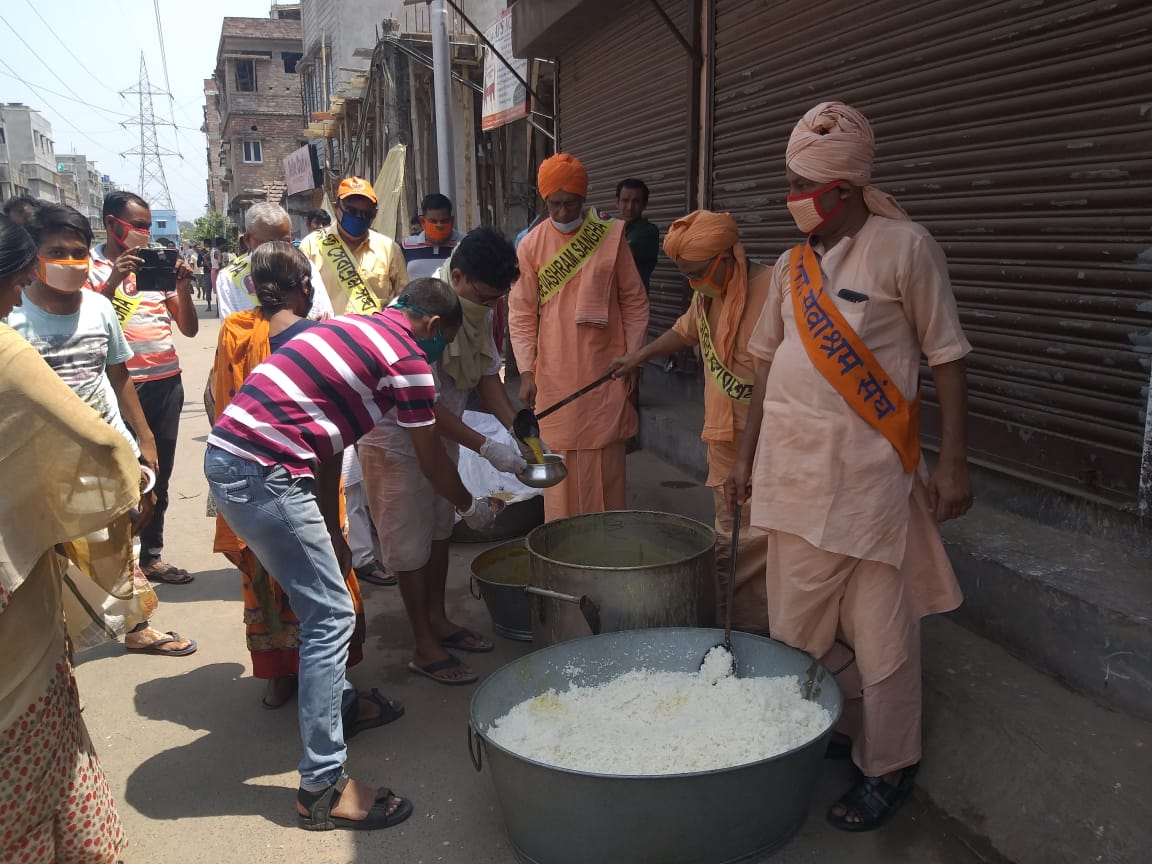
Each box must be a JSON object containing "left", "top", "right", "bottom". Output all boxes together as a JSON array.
[
  {"left": 283, "top": 144, "right": 318, "bottom": 196},
  {"left": 482, "top": 8, "right": 530, "bottom": 132}
]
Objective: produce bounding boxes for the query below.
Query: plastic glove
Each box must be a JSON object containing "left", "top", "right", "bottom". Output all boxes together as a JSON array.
[
  {"left": 460, "top": 497, "right": 501, "bottom": 531},
  {"left": 480, "top": 437, "right": 528, "bottom": 473}
]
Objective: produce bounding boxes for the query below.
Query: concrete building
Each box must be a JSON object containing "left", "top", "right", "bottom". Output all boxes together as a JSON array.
[
  {"left": 56, "top": 154, "right": 104, "bottom": 229},
  {"left": 297, "top": 0, "right": 515, "bottom": 232},
  {"left": 0, "top": 103, "right": 61, "bottom": 205},
  {"left": 206, "top": 4, "right": 308, "bottom": 228}
]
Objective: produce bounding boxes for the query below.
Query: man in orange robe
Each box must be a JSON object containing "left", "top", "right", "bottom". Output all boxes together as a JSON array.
[
  {"left": 509, "top": 153, "right": 650, "bottom": 520},
  {"left": 727, "top": 102, "right": 973, "bottom": 832},
  {"left": 609, "top": 211, "right": 771, "bottom": 633}
]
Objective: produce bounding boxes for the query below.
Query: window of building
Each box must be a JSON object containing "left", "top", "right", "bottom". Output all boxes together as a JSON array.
[
  {"left": 282, "top": 52, "right": 302, "bottom": 74},
  {"left": 235, "top": 59, "right": 257, "bottom": 92},
  {"left": 157, "top": 220, "right": 167, "bottom": 228},
  {"left": 242, "top": 140, "right": 263, "bottom": 163}
]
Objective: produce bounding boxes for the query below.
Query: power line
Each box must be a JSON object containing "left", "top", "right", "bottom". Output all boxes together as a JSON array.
[
  {"left": 0, "top": 14, "right": 97, "bottom": 111},
  {"left": 151, "top": 0, "right": 181, "bottom": 157},
  {"left": 121, "top": 54, "right": 175, "bottom": 209},
  {"left": 0, "top": 56, "right": 112, "bottom": 156},
  {"left": 20, "top": 0, "right": 120, "bottom": 95},
  {"left": 0, "top": 70, "right": 204, "bottom": 133}
]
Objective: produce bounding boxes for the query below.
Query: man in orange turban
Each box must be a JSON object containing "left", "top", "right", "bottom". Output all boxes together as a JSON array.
[
  {"left": 726, "top": 101, "right": 974, "bottom": 831},
  {"left": 508, "top": 153, "right": 649, "bottom": 520},
  {"left": 609, "top": 210, "right": 772, "bottom": 633}
]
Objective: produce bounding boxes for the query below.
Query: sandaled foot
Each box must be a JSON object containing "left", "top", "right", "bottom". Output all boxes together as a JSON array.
[
  {"left": 407, "top": 654, "right": 478, "bottom": 685},
  {"left": 343, "top": 688, "right": 404, "bottom": 739},
  {"left": 124, "top": 628, "right": 198, "bottom": 657},
  {"left": 827, "top": 763, "right": 919, "bottom": 832},
  {"left": 353, "top": 560, "right": 397, "bottom": 587},
  {"left": 437, "top": 627, "right": 493, "bottom": 654},
  {"left": 143, "top": 561, "right": 194, "bottom": 584},
  {"left": 262, "top": 675, "right": 298, "bottom": 709},
  {"left": 297, "top": 770, "right": 412, "bottom": 832}
]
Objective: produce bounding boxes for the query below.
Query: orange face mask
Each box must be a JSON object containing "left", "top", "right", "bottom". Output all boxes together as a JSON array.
[
  {"left": 38, "top": 256, "right": 90, "bottom": 293},
  {"left": 687, "top": 255, "right": 732, "bottom": 299},
  {"left": 422, "top": 216, "right": 453, "bottom": 243}
]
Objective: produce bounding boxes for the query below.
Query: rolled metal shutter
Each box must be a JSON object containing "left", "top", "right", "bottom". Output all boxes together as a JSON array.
[
  {"left": 711, "top": 0, "right": 1152, "bottom": 509},
  {"left": 559, "top": 0, "right": 693, "bottom": 335}
]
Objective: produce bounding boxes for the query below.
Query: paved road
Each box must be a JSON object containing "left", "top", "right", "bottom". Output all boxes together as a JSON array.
[{"left": 74, "top": 305, "right": 987, "bottom": 863}]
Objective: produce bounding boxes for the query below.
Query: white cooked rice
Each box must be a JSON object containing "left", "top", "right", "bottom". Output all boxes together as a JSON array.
[{"left": 487, "top": 647, "right": 831, "bottom": 775}]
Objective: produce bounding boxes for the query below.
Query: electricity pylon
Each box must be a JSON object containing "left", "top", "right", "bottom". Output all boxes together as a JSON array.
[{"left": 120, "top": 54, "right": 176, "bottom": 209}]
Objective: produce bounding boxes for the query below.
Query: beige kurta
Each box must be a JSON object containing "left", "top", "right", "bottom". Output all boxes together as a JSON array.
[
  {"left": 508, "top": 217, "right": 649, "bottom": 520},
  {"left": 672, "top": 264, "right": 774, "bottom": 632},
  {"left": 746, "top": 215, "right": 970, "bottom": 775},
  {"left": 298, "top": 225, "right": 409, "bottom": 314}
]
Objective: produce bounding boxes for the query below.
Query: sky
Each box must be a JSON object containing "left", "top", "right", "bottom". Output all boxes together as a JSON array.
[{"left": 1, "top": 0, "right": 276, "bottom": 221}]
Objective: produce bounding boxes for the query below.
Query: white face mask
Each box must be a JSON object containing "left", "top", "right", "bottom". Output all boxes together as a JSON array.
[
  {"left": 39, "top": 257, "right": 90, "bottom": 293},
  {"left": 551, "top": 216, "right": 584, "bottom": 233}
]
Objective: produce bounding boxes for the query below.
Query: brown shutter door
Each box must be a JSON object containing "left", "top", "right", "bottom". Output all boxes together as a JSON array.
[
  {"left": 559, "top": 0, "right": 693, "bottom": 335},
  {"left": 711, "top": 0, "right": 1152, "bottom": 509}
]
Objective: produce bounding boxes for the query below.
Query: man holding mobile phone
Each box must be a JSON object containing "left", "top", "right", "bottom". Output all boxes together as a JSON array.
[{"left": 87, "top": 191, "right": 199, "bottom": 585}]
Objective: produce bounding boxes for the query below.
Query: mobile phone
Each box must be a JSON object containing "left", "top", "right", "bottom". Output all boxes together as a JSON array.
[
  {"left": 837, "top": 288, "right": 869, "bottom": 303},
  {"left": 135, "top": 247, "right": 178, "bottom": 292}
]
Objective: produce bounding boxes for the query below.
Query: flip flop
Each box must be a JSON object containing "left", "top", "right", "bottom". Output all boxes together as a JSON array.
[
  {"left": 343, "top": 688, "right": 405, "bottom": 739},
  {"left": 438, "top": 627, "right": 494, "bottom": 654},
  {"left": 354, "top": 560, "right": 397, "bottom": 587},
  {"left": 125, "top": 630, "right": 198, "bottom": 657},
  {"left": 407, "top": 656, "right": 479, "bottom": 686},
  {"left": 144, "top": 562, "right": 195, "bottom": 584}
]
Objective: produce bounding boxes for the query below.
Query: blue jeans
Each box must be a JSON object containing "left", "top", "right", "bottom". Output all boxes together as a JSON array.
[{"left": 204, "top": 446, "right": 356, "bottom": 791}]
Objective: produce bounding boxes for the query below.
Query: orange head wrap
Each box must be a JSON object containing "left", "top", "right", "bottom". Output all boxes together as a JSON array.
[
  {"left": 785, "top": 101, "right": 908, "bottom": 220},
  {"left": 666, "top": 211, "right": 749, "bottom": 444},
  {"left": 538, "top": 153, "right": 589, "bottom": 199}
]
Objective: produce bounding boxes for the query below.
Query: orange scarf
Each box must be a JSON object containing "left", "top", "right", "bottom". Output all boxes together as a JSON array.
[{"left": 211, "top": 310, "right": 271, "bottom": 552}]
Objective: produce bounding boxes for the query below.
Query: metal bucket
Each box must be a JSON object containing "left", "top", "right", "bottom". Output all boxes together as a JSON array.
[
  {"left": 526, "top": 511, "right": 715, "bottom": 646},
  {"left": 468, "top": 628, "right": 842, "bottom": 864},
  {"left": 470, "top": 540, "right": 533, "bottom": 642}
]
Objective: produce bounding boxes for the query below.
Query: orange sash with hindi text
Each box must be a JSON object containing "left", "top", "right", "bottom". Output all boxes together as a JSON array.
[{"left": 788, "top": 242, "right": 921, "bottom": 472}]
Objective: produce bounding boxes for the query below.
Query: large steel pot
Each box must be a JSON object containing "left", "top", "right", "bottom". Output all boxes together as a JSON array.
[
  {"left": 526, "top": 511, "right": 715, "bottom": 646},
  {"left": 468, "top": 628, "right": 842, "bottom": 864},
  {"left": 470, "top": 540, "right": 533, "bottom": 641}
]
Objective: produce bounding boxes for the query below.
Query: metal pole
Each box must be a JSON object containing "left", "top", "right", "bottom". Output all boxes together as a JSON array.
[{"left": 431, "top": 0, "right": 457, "bottom": 199}]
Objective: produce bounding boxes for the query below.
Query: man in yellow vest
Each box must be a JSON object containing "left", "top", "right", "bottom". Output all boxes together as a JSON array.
[
  {"left": 727, "top": 101, "right": 973, "bottom": 832},
  {"left": 298, "top": 176, "right": 409, "bottom": 314},
  {"left": 508, "top": 153, "right": 650, "bottom": 520},
  {"left": 608, "top": 211, "right": 771, "bottom": 634}
]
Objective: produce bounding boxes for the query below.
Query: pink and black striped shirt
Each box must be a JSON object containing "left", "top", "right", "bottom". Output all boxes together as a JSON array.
[{"left": 208, "top": 308, "right": 436, "bottom": 476}]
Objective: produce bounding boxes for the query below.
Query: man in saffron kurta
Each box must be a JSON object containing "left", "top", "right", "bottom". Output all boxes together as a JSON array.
[
  {"left": 609, "top": 211, "right": 771, "bottom": 632},
  {"left": 508, "top": 153, "right": 650, "bottom": 519},
  {"left": 727, "top": 102, "right": 973, "bottom": 832}
]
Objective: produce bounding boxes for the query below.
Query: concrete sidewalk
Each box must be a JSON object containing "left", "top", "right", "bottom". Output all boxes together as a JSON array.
[{"left": 75, "top": 308, "right": 991, "bottom": 863}]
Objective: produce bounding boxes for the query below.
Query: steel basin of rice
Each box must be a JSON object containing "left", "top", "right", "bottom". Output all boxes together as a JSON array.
[{"left": 468, "top": 628, "right": 842, "bottom": 864}]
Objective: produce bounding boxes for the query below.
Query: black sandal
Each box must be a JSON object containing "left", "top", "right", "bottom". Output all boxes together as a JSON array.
[
  {"left": 343, "top": 688, "right": 404, "bottom": 739},
  {"left": 297, "top": 769, "right": 413, "bottom": 832},
  {"left": 826, "top": 763, "right": 919, "bottom": 832}
]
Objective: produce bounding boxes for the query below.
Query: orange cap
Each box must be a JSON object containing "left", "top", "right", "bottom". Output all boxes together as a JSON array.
[{"left": 337, "top": 176, "right": 377, "bottom": 204}]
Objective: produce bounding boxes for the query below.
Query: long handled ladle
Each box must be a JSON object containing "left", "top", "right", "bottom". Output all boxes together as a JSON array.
[
  {"left": 512, "top": 371, "right": 616, "bottom": 443},
  {"left": 702, "top": 500, "right": 741, "bottom": 677}
]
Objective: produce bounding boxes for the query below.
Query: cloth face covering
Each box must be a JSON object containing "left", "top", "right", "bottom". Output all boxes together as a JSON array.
[
  {"left": 339, "top": 212, "right": 371, "bottom": 238},
  {"left": 109, "top": 216, "right": 150, "bottom": 250},
  {"left": 39, "top": 257, "right": 90, "bottom": 292},
  {"left": 786, "top": 181, "right": 846, "bottom": 234},
  {"left": 688, "top": 255, "right": 731, "bottom": 298}
]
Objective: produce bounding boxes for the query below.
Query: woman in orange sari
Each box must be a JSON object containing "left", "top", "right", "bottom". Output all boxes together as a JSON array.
[{"left": 209, "top": 242, "right": 370, "bottom": 711}]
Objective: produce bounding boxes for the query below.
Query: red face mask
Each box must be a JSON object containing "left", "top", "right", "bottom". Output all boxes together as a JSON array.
[
  {"left": 109, "top": 215, "right": 151, "bottom": 250},
  {"left": 786, "top": 181, "right": 846, "bottom": 234}
]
